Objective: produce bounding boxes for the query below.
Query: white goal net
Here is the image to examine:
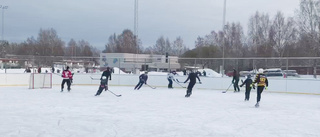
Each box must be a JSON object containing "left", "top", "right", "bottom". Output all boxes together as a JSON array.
[{"left": 29, "top": 73, "right": 52, "bottom": 89}]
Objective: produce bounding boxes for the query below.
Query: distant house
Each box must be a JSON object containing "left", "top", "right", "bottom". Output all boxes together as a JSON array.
[{"left": 100, "top": 53, "right": 180, "bottom": 73}]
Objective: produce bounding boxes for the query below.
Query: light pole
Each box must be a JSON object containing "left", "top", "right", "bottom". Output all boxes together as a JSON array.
[
  {"left": 1, "top": 5, "right": 9, "bottom": 41},
  {"left": 222, "top": 0, "right": 226, "bottom": 76}
]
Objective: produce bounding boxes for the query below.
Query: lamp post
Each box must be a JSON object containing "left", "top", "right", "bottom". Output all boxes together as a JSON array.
[
  {"left": 1, "top": 5, "right": 9, "bottom": 41},
  {"left": 222, "top": 0, "right": 226, "bottom": 76}
]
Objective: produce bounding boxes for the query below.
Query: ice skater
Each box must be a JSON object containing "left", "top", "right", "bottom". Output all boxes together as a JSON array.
[
  {"left": 232, "top": 69, "right": 240, "bottom": 92},
  {"left": 184, "top": 70, "right": 201, "bottom": 97},
  {"left": 252, "top": 68, "right": 268, "bottom": 107},
  {"left": 101, "top": 67, "right": 112, "bottom": 81},
  {"left": 134, "top": 71, "right": 148, "bottom": 90},
  {"left": 167, "top": 71, "right": 176, "bottom": 89},
  {"left": 95, "top": 76, "right": 108, "bottom": 96},
  {"left": 240, "top": 74, "right": 255, "bottom": 101},
  {"left": 61, "top": 66, "right": 73, "bottom": 92}
]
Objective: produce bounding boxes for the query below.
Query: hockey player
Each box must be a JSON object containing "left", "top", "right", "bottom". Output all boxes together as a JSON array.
[
  {"left": 134, "top": 71, "right": 148, "bottom": 90},
  {"left": 240, "top": 74, "right": 255, "bottom": 101},
  {"left": 184, "top": 70, "right": 201, "bottom": 97},
  {"left": 252, "top": 68, "right": 268, "bottom": 107},
  {"left": 101, "top": 67, "right": 112, "bottom": 81},
  {"left": 95, "top": 76, "right": 108, "bottom": 96},
  {"left": 167, "top": 71, "right": 176, "bottom": 89},
  {"left": 61, "top": 66, "right": 73, "bottom": 92},
  {"left": 232, "top": 69, "right": 240, "bottom": 92}
]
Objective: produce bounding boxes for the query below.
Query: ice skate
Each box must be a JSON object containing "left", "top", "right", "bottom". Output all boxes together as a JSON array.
[{"left": 255, "top": 102, "right": 260, "bottom": 108}]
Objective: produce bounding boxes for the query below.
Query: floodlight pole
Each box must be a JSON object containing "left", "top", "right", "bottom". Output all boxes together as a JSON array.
[
  {"left": 222, "top": 0, "right": 226, "bottom": 76},
  {"left": 1, "top": 5, "right": 9, "bottom": 41}
]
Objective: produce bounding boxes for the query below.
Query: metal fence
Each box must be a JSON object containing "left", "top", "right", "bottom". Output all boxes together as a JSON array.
[{"left": 2, "top": 55, "right": 320, "bottom": 76}]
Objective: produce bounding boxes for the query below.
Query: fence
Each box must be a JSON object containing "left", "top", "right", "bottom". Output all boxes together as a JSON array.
[{"left": 2, "top": 55, "right": 320, "bottom": 76}]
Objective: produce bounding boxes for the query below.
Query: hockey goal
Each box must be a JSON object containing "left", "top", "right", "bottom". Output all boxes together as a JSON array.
[{"left": 29, "top": 73, "right": 52, "bottom": 89}]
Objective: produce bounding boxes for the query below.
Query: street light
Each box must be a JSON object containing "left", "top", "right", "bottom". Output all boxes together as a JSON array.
[{"left": 1, "top": 5, "right": 9, "bottom": 41}]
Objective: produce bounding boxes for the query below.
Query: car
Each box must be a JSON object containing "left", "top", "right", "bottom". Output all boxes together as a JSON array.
[
  {"left": 264, "top": 68, "right": 285, "bottom": 77},
  {"left": 283, "top": 70, "right": 300, "bottom": 77}
]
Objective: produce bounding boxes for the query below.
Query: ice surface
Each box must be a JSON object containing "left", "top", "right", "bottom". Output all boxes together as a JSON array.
[{"left": 0, "top": 86, "right": 319, "bottom": 137}]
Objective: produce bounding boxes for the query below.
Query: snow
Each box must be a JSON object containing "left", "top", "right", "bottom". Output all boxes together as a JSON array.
[{"left": 0, "top": 86, "right": 319, "bottom": 137}]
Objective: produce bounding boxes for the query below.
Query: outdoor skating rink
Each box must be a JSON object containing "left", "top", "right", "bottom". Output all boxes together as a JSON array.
[{"left": 0, "top": 85, "right": 319, "bottom": 137}]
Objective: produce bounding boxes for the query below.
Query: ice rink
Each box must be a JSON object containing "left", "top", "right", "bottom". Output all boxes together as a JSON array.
[{"left": 0, "top": 85, "right": 319, "bottom": 137}]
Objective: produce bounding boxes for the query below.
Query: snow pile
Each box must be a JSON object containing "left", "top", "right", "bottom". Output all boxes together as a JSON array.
[
  {"left": 112, "top": 67, "right": 128, "bottom": 74},
  {"left": 198, "top": 68, "right": 222, "bottom": 77}
]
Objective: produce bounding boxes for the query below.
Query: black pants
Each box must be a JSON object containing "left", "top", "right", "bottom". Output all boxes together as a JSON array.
[
  {"left": 134, "top": 80, "right": 145, "bottom": 90},
  {"left": 257, "top": 86, "right": 265, "bottom": 102},
  {"left": 245, "top": 87, "right": 252, "bottom": 100},
  {"left": 168, "top": 79, "right": 173, "bottom": 88},
  {"left": 234, "top": 80, "right": 240, "bottom": 91},
  {"left": 96, "top": 85, "right": 107, "bottom": 96},
  {"left": 186, "top": 82, "right": 196, "bottom": 95},
  {"left": 61, "top": 79, "right": 71, "bottom": 91}
]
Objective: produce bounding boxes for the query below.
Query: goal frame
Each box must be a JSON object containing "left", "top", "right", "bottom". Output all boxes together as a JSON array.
[{"left": 29, "top": 73, "right": 53, "bottom": 89}]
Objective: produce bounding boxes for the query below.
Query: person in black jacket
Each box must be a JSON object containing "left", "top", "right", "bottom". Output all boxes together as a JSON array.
[
  {"left": 232, "top": 69, "right": 240, "bottom": 92},
  {"left": 100, "top": 67, "right": 112, "bottom": 91},
  {"left": 95, "top": 76, "right": 108, "bottom": 96},
  {"left": 240, "top": 74, "right": 255, "bottom": 101},
  {"left": 101, "top": 67, "right": 112, "bottom": 81},
  {"left": 134, "top": 72, "right": 148, "bottom": 90},
  {"left": 184, "top": 70, "right": 201, "bottom": 97}
]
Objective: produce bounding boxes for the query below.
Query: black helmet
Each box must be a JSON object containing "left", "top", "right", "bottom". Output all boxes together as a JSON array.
[{"left": 66, "top": 66, "right": 69, "bottom": 70}]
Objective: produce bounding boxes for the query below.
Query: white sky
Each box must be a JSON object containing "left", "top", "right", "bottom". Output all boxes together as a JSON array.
[{"left": 1, "top": 0, "right": 300, "bottom": 50}]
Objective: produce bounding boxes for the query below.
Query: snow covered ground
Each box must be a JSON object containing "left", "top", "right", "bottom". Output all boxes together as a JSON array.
[{"left": 0, "top": 86, "right": 319, "bottom": 137}]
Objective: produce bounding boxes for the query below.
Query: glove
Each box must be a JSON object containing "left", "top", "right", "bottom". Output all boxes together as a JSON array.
[
  {"left": 109, "top": 78, "right": 111, "bottom": 80},
  {"left": 199, "top": 81, "right": 202, "bottom": 84},
  {"left": 240, "top": 85, "right": 243, "bottom": 87},
  {"left": 184, "top": 81, "right": 187, "bottom": 83},
  {"left": 265, "top": 86, "right": 268, "bottom": 90}
]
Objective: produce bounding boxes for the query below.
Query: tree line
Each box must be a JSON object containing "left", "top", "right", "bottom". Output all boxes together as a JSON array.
[{"left": 0, "top": 28, "right": 100, "bottom": 58}]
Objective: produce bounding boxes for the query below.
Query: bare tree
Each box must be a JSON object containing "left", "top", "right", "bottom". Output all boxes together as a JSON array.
[
  {"left": 153, "top": 36, "right": 166, "bottom": 54},
  {"left": 295, "top": 0, "right": 320, "bottom": 56},
  {"left": 271, "top": 12, "right": 297, "bottom": 57}
]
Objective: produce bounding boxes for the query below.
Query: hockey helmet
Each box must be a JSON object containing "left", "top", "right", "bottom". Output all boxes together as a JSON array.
[{"left": 258, "top": 68, "right": 264, "bottom": 73}]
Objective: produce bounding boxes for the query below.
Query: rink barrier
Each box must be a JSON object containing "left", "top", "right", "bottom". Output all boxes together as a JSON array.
[{"left": 0, "top": 73, "right": 319, "bottom": 95}]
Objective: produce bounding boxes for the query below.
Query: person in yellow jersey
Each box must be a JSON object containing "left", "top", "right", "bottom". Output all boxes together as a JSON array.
[{"left": 252, "top": 68, "right": 268, "bottom": 108}]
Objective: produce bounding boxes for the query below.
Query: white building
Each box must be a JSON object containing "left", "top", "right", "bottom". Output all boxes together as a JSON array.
[{"left": 100, "top": 53, "right": 180, "bottom": 73}]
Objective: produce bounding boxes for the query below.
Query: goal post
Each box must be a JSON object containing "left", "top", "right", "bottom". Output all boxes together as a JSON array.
[{"left": 29, "top": 73, "right": 52, "bottom": 89}]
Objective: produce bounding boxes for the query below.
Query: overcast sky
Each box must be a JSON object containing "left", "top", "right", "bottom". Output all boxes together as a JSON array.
[{"left": 1, "top": 0, "right": 300, "bottom": 50}]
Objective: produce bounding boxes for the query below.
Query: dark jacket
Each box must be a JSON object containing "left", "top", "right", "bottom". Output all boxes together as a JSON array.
[
  {"left": 101, "top": 70, "right": 112, "bottom": 80},
  {"left": 139, "top": 74, "right": 148, "bottom": 84},
  {"left": 240, "top": 78, "right": 254, "bottom": 89},
  {"left": 184, "top": 72, "right": 201, "bottom": 83}
]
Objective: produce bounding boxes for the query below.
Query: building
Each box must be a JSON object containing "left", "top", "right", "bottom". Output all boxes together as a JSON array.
[{"left": 100, "top": 53, "right": 180, "bottom": 73}]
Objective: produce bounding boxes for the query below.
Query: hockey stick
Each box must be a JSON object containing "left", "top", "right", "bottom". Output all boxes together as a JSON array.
[
  {"left": 174, "top": 80, "right": 186, "bottom": 88},
  {"left": 107, "top": 90, "right": 122, "bottom": 97},
  {"left": 222, "top": 83, "right": 233, "bottom": 93},
  {"left": 176, "top": 79, "right": 202, "bottom": 84},
  {"left": 146, "top": 84, "right": 156, "bottom": 89},
  {"left": 90, "top": 76, "right": 100, "bottom": 80}
]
